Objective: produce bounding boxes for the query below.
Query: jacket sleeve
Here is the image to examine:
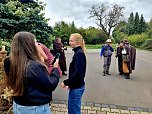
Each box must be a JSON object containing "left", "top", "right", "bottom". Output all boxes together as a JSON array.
[
  {"left": 28, "top": 63, "right": 60, "bottom": 92},
  {"left": 110, "top": 46, "right": 114, "bottom": 52},
  {"left": 4, "top": 57, "right": 11, "bottom": 76}
]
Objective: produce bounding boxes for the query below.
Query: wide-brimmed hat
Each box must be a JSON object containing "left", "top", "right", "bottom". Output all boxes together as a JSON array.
[
  {"left": 124, "top": 39, "right": 129, "bottom": 44},
  {"left": 106, "top": 39, "right": 112, "bottom": 43}
]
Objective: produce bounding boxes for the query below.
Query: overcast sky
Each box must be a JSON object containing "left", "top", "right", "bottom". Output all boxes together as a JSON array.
[{"left": 43, "top": 0, "right": 152, "bottom": 28}]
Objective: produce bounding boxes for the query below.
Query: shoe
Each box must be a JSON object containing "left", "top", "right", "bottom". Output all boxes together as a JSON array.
[
  {"left": 124, "top": 74, "right": 130, "bottom": 79},
  {"left": 102, "top": 74, "right": 105, "bottom": 76},
  {"left": 119, "top": 73, "right": 123, "bottom": 75},
  {"left": 123, "top": 76, "right": 130, "bottom": 79},
  {"left": 106, "top": 73, "right": 111, "bottom": 75}
]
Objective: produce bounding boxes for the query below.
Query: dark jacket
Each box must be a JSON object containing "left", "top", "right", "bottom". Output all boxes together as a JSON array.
[
  {"left": 64, "top": 46, "right": 86, "bottom": 89},
  {"left": 53, "top": 42, "right": 67, "bottom": 72},
  {"left": 4, "top": 58, "right": 60, "bottom": 106}
]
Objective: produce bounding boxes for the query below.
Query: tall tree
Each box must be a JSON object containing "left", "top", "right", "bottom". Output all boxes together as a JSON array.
[
  {"left": 0, "top": 0, "right": 52, "bottom": 44},
  {"left": 126, "top": 12, "right": 134, "bottom": 35},
  {"left": 53, "top": 21, "right": 70, "bottom": 43},
  {"left": 134, "top": 12, "right": 140, "bottom": 34},
  {"left": 139, "top": 14, "right": 147, "bottom": 33},
  {"left": 88, "top": 3, "right": 124, "bottom": 38},
  {"left": 53, "top": 21, "right": 78, "bottom": 43},
  {"left": 70, "top": 21, "right": 77, "bottom": 33}
]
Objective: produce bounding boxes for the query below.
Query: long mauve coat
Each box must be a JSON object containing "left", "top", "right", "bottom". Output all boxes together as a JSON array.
[
  {"left": 123, "top": 43, "right": 136, "bottom": 74},
  {"left": 53, "top": 42, "right": 67, "bottom": 72}
]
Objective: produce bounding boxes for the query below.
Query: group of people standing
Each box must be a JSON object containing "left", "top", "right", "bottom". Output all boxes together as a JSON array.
[
  {"left": 100, "top": 39, "right": 136, "bottom": 79},
  {"left": 2, "top": 30, "right": 136, "bottom": 114},
  {"left": 3, "top": 31, "right": 86, "bottom": 114}
]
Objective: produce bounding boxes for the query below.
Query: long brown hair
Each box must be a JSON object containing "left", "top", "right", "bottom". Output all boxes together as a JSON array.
[{"left": 7, "top": 31, "right": 41, "bottom": 96}]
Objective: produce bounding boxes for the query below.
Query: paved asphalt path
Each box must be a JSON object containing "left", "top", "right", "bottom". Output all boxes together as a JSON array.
[{"left": 52, "top": 48, "right": 152, "bottom": 109}]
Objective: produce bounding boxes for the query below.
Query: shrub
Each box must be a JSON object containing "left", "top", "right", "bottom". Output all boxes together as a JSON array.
[
  {"left": 0, "top": 40, "right": 11, "bottom": 51},
  {"left": 128, "top": 33, "right": 148, "bottom": 47},
  {"left": 141, "top": 39, "right": 152, "bottom": 51}
]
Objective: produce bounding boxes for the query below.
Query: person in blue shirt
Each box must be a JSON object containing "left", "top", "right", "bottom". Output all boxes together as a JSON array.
[{"left": 100, "top": 39, "right": 114, "bottom": 76}]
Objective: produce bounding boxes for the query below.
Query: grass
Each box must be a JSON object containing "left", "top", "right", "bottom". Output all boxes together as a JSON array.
[
  {"left": 85, "top": 44, "right": 117, "bottom": 49},
  {"left": 66, "top": 44, "right": 117, "bottom": 49},
  {"left": 85, "top": 44, "right": 103, "bottom": 49}
]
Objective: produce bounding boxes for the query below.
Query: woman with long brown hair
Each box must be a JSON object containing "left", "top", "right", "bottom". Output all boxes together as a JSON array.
[{"left": 4, "top": 31, "right": 60, "bottom": 114}]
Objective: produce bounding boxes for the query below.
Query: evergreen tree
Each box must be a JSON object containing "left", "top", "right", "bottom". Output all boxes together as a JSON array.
[
  {"left": 127, "top": 12, "right": 134, "bottom": 35},
  {"left": 139, "top": 14, "right": 147, "bottom": 33},
  {"left": 0, "top": 0, "right": 52, "bottom": 44},
  {"left": 134, "top": 12, "right": 140, "bottom": 34},
  {"left": 70, "top": 21, "right": 77, "bottom": 33}
]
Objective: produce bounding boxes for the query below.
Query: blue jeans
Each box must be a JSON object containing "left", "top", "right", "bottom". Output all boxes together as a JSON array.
[
  {"left": 68, "top": 86, "right": 85, "bottom": 114},
  {"left": 13, "top": 101, "right": 51, "bottom": 114}
]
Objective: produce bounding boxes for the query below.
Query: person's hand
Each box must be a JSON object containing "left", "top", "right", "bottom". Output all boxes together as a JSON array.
[
  {"left": 53, "top": 59, "right": 59, "bottom": 68},
  {"left": 64, "top": 86, "right": 69, "bottom": 91},
  {"left": 64, "top": 47, "right": 67, "bottom": 50},
  {"left": 60, "top": 82, "right": 65, "bottom": 88},
  {"left": 60, "top": 83, "right": 69, "bottom": 91}
]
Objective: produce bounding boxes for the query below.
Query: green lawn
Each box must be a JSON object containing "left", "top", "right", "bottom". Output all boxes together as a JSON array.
[
  {"left": 85, "top": 44, "right": 116, "bottom": 49},
  {"left": 85, "top": 44, "right": 103, "bottom": 49},
  {"left": 66, "top": 44, "right": 117, "bottom": 49}
]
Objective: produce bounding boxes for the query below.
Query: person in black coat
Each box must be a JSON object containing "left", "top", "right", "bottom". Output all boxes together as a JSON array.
[
  {"left": 61, "top": 33, "right": 87, "bottom": 114},
  {"left": 116, "top": 41, "right": 124, "bottom": 75}
]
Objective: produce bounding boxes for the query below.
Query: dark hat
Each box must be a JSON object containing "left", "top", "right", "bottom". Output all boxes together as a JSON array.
[{"left": 124, "top": 39, "right": 129, "bottom": 44}]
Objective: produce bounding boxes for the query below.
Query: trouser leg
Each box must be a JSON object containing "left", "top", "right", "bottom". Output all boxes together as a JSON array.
[
  {"left": 106, "top": 56, "right": 111, "bottom": 75},
  {"left": 118, "top": 57, "right": 123, "bottom": 74},
  {"left": 68, "top": 86, "right": 85, "bottom": 114},
  {"left": 103, "top": 57, "right": 108, "bottom": 76}
]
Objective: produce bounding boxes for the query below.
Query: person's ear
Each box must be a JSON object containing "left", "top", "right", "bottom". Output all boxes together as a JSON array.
[{"left": 76, "top": 40, "right": 80, "bottom": 45}]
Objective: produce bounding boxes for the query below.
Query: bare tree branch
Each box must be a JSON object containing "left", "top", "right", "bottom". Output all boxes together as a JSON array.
[{"left": 89, "top": 3, "right": 124, "bottom": 37}]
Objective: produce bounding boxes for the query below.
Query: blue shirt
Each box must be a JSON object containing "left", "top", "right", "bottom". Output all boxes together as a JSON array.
[{"left": 100, "top": 45, "right": 114, "bottom": 57}]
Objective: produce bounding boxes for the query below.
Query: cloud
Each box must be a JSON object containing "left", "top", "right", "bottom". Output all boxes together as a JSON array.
[{"left": 43, "top": 0, "right": 152, "bottom": 28}]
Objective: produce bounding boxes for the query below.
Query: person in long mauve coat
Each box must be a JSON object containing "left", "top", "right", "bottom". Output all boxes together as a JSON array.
[
  {"left": 122, "top": 39, "right": 136, "bottom": 79},
  {"left": 53, "top": 37, "right": 67, "bottom": 75}
]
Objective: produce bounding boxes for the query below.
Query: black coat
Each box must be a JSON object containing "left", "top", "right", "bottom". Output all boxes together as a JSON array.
[
  {"left": 64, "top": 46, "right": 86, "bottom": 89},
  {"left": 4, "top": 58, "right": 60, "bottom": 106}
]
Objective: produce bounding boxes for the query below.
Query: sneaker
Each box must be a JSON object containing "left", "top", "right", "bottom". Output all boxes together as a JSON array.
[
  {"left": 119, "top": 73, "right": 123, "bottom": 75},
  {"left": 123, "top": 76, "right": 130, "bottom": 79},
  {"left": 106, "top": 73, "right": 111, "bottom": 75},
  {"left": 102, "top": 74, "right": 106, "bottom": 76}
]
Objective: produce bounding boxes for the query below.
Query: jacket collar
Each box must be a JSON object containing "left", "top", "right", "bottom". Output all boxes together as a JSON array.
[{"left": 72, "top": 46, "right": 81, "bottom": 52}]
